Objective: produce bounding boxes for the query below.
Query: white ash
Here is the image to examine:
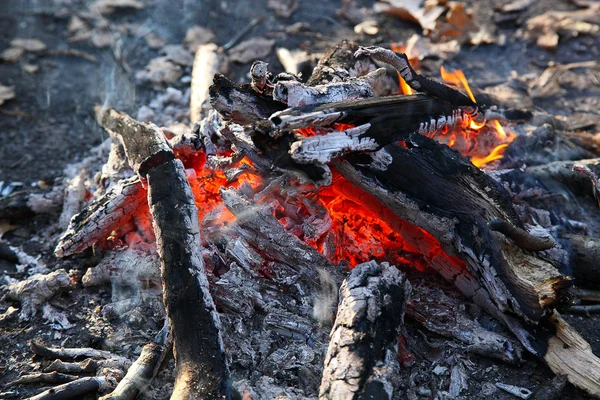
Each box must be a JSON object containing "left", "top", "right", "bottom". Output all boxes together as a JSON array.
[
  {"left": 363, "top": 148, "right": 393, "bottom": 171},
  {"left": 4, "top": 269, "right": 71, "bottom": 319},
  {"left": 139, "top": 87, "right": 191, "bottom": 127},
  {"left": 82, "top": 248, "right": 161, "bottom": 291},
  {"left": 273, "top": 68, "right": 385, "bottom": 107},
  {"left": 312, "top": 269, "right": 338, "bottom": 326},
  {"left": 290, "top": 123, "right": 375, "bottom": 164},
  {"left": 9, "top": 245, "right": 48, "bottom": 275},
  {"left": 26, "top": 186, "right": 64, "bottom": 215},
  {"left": 42, "top": 303, "right": 73, "bottom": 330}
]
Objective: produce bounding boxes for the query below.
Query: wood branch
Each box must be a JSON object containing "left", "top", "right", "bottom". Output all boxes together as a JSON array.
[
  {"left": 353, "top": 46, "right": 476, "bottom": 109},
  {"left": 100, "top": 323, "right": 171, "bottom": 400},
  {"left": 209, "top": 73, "right": 286, "bottom": 125},
  {"left": 190, "top": 43, "right": 225, "bottom": 124},
  {"left": 96, "top": 108, "right": 230, "bottom": 399},
  {"left": 563, "top": 234, "right": 600, "bottom": 288},
  {"left": 319, "top": 260, "right": 410, "bottom": 399},
  {"left": 25, "top": 377, "right": 112, "bottom": 400},
  {"left": 8, "top": 372, "right": 78, "bottom": 386},
  {"left": 30, "top": 341, "right": 130, "bottom": 365}
]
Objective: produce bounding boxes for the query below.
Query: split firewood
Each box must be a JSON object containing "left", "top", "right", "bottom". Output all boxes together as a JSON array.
[
  {"left": 95, "top": 108, "right": 230, "bottom": 399},
  {"left": 407, "top": 286, "right": 523, "bottom": 364},
  {"left": 319, "top": 260, "right": 410, "bottom": 399},
  {"left": 3, "top": 269, "right": 72, "bottom": 319}
]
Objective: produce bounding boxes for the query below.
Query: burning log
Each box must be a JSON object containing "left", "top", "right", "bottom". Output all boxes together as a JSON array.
[
  {"left": 95, "top": 108, "right": 230, "bottom": 399},
  {"left": 319, "top": 260, "right": 410, "bottom": 399}
]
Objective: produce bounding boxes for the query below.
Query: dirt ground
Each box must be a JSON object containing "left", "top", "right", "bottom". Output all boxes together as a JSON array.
[{"left": 1, "top": 0, "right": 600, "bottom": 399}]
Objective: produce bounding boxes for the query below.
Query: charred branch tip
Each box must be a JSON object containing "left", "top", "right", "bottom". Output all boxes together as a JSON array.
[{"left": 488, "top": 219, "right": 556, "bottom": 252}]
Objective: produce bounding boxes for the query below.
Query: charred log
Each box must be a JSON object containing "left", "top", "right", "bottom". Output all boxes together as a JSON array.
[
  {"left": 95, "top": 108, "right": 231, "bottom": 399},
  {"left": 319, "top": 261, "right": 410, "bottom": 400},
  {"left": 209, "top": 74, "right": 285, "bottom": 126}
]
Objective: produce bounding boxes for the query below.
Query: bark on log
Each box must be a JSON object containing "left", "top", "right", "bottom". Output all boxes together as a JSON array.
[
  {"left": 319, "top": 260, "right": 410, "bottom": 400},
  {"left": 25, "top": 377, "right": 112, "bottom": 400},
  {"left": 96, "top": 108, "right": 230, "bottom": 399}
]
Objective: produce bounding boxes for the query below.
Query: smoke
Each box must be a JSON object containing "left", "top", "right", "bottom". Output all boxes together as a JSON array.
[{"left": 313, "top": 268, "right": 339, "bottom": 326}]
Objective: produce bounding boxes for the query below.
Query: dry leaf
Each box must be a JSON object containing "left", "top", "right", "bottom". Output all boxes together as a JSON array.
[
  {"left": 136, "top": 57, "right": 182, "bottom": 85},
  {"left": 0, "top": 84, "right": 16, "bottom": 106},
  {"left": 184, "top": 26, "right": 216, "bottom": 53},
  {"left": 10, "top": 38, "right": 47, "bottom": 52},
  {"left": 0, "top": 221, "right": 17, "bottom": 239},
  {"left": 145, "top": 32, "right": 167, "bottom": 49},
  {"left": 161, "top": 45, "right": 194, "bottom": 67},
  {"left": 500, "top": 0, "right": 535, "bottom": 13},
  {"left": 354, "top": 20, "right": 380, "bottom": 36},
  {"left": 525, "top": 3, "right": 600, "bottom": 51},
  {"left": 374, "top": 0, "right": 445, "bottom": 31},
  {"left": 92, "top": 0, "right": 144, "bottom": 15},
  {"left": 267, "top": 0, "right": 299, "bottom": 18},
  {"left": 404, "top": 33, "right": 460, "bottom": 60},
  {"left": 0, "top": 47, "right": 25, "bottom": 63},
  {"left": 229, "top": 37, "right": 275, "bottom": 64}
]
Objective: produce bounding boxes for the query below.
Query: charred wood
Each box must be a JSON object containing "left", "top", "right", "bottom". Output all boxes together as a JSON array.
[
  {"left": 24, "top": 377, "right": 112, "bottom": 400},
  {"left": 95, "top": 108, "right": 230, "bottom": 399},
  {"left": 319, "top": 261, "right": 410, "bottom": 400},
  {"left": 100, "top": 323, "right": 171, "bottom": 400},
  {"left": 209, "top": 74, "right": 285, "bottom": 126},
  {"left": 8, "top": 372, "right": 78, "bottom": 386},
  {"left": 30, "top": 341, "right": 130, "bottom": 365}
]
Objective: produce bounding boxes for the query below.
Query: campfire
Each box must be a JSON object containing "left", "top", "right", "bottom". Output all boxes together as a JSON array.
[{"left": 2, "top": 35, "right": 600, "bottom": 400}]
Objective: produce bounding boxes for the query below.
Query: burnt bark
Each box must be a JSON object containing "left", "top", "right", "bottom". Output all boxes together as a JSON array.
[
  {"left": 319, "top": 261, "right": 410, "bottom": 400},
  {"left": 95, "top": 108, "right": 230, "bottom": 400}
]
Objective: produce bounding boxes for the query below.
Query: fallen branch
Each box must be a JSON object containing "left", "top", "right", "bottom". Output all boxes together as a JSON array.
[
  {"left": 25, "top": 377, "right": 112, "bottom": 400},
  {"left": 319, "top": 260, "right": 410, "bottom": 399},
  {"left": 96, "top": 108, "right": 230, "bottom": 399},
  {"left": 101, "top": 322, "right": 171, "bottom": 400}
]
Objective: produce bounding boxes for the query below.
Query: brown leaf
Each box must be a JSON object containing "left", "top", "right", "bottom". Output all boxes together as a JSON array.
[
  {"left": 136, "top": 57, "right": 182, "bottom": 85},
  {"left": 184, "top": 26, "right": 216, "bottom": 53},
  {"left": 228, "top": 37, "right": 275, "bottom": 64},
  {"left": 374, "top": 0, "right": 445, "bottom": 31}
]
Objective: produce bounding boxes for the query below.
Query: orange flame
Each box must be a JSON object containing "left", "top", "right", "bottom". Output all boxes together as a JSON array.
[
  {"left": 398, "top": 74, "right": 414, "bottom": 95},
  {"left": 440, "top": 65, "right": 477, "bottom": 104}
]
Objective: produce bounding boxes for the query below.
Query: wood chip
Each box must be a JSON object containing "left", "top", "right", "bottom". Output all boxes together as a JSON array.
[
  {"left": 0, "top": 84, "right": 16, "bottom": 106},
  {"left": 0, "top": 47, "right": 25, "bottom": 63},
  {"left": 10, "top": 38, "right": 46, "bottom": 52},
  {"left": 228, "top": 37, "right": 275, "bottom": 64}
]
